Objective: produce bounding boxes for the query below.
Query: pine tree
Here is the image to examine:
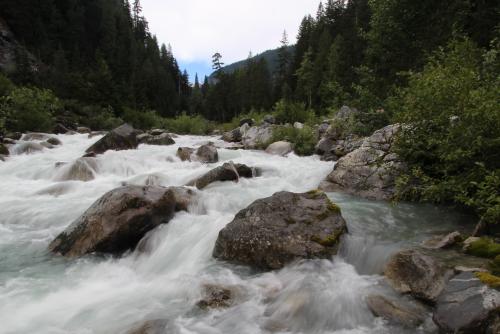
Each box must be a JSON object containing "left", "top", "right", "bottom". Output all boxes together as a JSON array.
[
  {"left": 212, "top": 52, "right": 224, "bottom": 71},
  {"left": 295, "top": 47, "right": 315, "bottom": 108}
]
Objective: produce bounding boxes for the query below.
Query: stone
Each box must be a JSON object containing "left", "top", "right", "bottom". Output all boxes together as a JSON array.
[
  {"left": 5, "top": 132, "right": 22, "bottom": 140},
  {"left": 46, "top": 137, "right": 62, "bottom": 146},
  {"left": 239, "top": 118, "right": 255, "bottom": 127},
  {"left": 321, "top": 124, "right": 405, "bottom": 200},
  {"left": 433, "top": 272, "right": 500, "bottom": 333},
  {"left": 138, "top": 133, "right": 175, "bottom": 146},
  {"left": 0, "top": 143, "right": 9, "bottom": 156},
  {"left": 263, "top": 114, "right": 276, "bottom": 124},
  {"left": 48, "top": 185, "right": 194, "bottom": 257},
  {"left": 55, "top": 157, "right": 98, "bottom": 182},
  {"left": 195, "top": 143, "right": 218, "bottom": 163},
  {"left": 384, "top": 250, "right": 452, "bottom": 304},
  {"left": 126, "top": 319, "right": 170, "bottom": 334},
  {"left": 422, "top": 231, "right": 463, "bottom": 249},
  {"left": 85, "top": 124, "right": 138, "bottom": 155},
  {"left": 88, "top": 131, "right": 107, "bottom": 138},
  {"left": 196, "top": 284, "right": 234, "bottom": 310},
  {"left": 12, "top": 142, "right": 45, "bottom": 155},
  {"left": 53, "top": 123, "right": 70, "bottom": 134},
  {"left": 265, "top": 141, "right": 293, "bottom": 156},
  {"left": 242, "top": 125, "right": 274, "bottom": 149},
  {"left": 149, "top": 129, "right": 167, "bottom": 136},
  {"left": 366, "top": 295, "right": 426, "bottom": 328},
  {"left": 222, "top": 128, "right": 242, "bottom": 143},
  {"left": 187, "top": 162, "right": 258, "bottom": 189},
  {"left": 22, "top": 132, "right": 53, "bottom": 141},
  {"left": 213, "top": 191, "right": 347, "bottom": 270},
  {"left": 176, "top": 147, "right": 195, "bottom": 161},
  {"left": 2, "top": 138, "right": 16, "bottom": 145},
  {"left": 76, "top": 127, "right": 91, "bottom": 134},
  {"left": 293, "top": 122, "right": 304, "bottom": 129}
]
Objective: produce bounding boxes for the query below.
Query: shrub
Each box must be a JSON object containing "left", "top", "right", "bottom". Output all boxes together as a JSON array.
[
  {"left": 391, "top": 38, "right": 500, "bottom": 226},
  {"left": 273, "top": 99, "right": 315, "bottom": 125},
  {"left": 81, "top": 105, "right": 122, "bottom": 130},
  {"left": 1, "top": 87, "right": 60, "bottom": 132},
  {"left": 0, "top": 73, "right": 14, "bottom": 98},
  {"left": 164, "top": 113, "right": 214, "bottom": 135},
  {"left": 465, "top": 238, "right": 500, "bottom": 258},
  {"left": 272, "top": 125, "right": 317, "bottom": 156},
  {"left": 122, "top": 108, "right": 163, "bottom": 130}
]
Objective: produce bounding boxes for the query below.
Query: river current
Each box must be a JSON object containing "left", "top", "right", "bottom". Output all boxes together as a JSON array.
[{"left": 0, "top": 134, "right": 473, "bottom": 334}]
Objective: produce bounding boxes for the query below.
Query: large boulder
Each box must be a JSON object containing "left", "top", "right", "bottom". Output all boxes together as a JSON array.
[
  {"left": 187, "top": 162, "right": 258, "bottom": 189},
  {"left": 315, "top": 135, "right": 363, "bottom": 161},
  {"left": 137, "top": 133, "right": 175, "bottom": 146},
  {"left": 366, "top": 295, "right": 426, "bottom": 328},
  {"left": 242, "top": 124, "right": 274, "bottom": 149},
  {"left": 265, "top": 141, "right": 293, "bottom": 156},
  {"left": 195, "top": 143, "right": 218, "bottom": 163},
  {"left": 433, "top": 272, "right": 500, "bottom": 333},
  {"left": 321, "top": 124, "right": 405, "bottom": 200},
  {"left": 213, "top": 191, "right": 347, "bottom": 270},
  {"left": 384, "top": 250, "right": 452, "bottom": 304},
  {"left": 85, "top": 124, "right": 138, "bottom": 155},
  {"left": 48, "top": 185, "right": 194, "bottom": 257},
  {"left": 222, "top": 127, "right": 242, "bottom": 143}
]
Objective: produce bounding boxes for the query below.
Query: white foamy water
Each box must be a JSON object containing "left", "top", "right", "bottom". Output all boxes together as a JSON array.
[{"left": 0, "top": 134, "right": 472, "bottom": 334}]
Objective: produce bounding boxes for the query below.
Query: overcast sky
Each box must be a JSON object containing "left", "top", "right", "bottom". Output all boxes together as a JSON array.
[{"left": 141, "top": 0, "right": 319, "bottom": 81}]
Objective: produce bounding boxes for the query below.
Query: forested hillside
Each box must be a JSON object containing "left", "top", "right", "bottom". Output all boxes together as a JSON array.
[{"left": 0, "top": 0, "right": 190, "bottom": 118}]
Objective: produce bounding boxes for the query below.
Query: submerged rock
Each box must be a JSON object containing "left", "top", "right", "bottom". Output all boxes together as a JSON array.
[
  {"left": 384, "top": 250, "right": 452, "bottom": 304},
  {"left": 48, "top": 185, "right": 194, "bottom": 257},
  {"left": 321, "top": 124, "right": 405, "bottom": 200},
  {"left": 22, "top": 132, "right": 54, "bottom": 141},
  {"left": 196, "top": 284, "right": 235, "bottom": 310},
  {"left": 422, "top": 231, "right": 462, "bottom": 249},
  {"left": 265, "top": 141, "right": 293, "bottom": 156},
  {"left": 12, "top": 141, "right": 45, "bottom": 155},
  {"left": 46, "top": 137, "right": 62, "bottom": 146},
  {"left": 213, "top": 191, "right": 347, "bottom": 270},
  {"left": 85, "top": 124, "right": 138, "bottom": 155},
  {"left": 187, "top": 162, "right": 258, "bottom": 190},
  {"left": 126, "top": 319, "right": 170, "bottom": 334},
  {"left": 433, "top": 272, "right": 500, "bottom": 333},
  {"left": 176, "top": 147, "right": 195, "bottom": 161},
  {"left": 55, "top": 157, "right": 98, "bottom": 182},
  {"left": 366, "top": 295, "right": 426, "bottom": 328},
  {"left": 76, "top": 126, "right": 91, "bottom": 134}
]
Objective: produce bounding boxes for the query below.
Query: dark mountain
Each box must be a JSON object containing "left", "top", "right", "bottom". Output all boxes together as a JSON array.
[{"left": 209, "top": 46, "right": 294, "bottom": 80}]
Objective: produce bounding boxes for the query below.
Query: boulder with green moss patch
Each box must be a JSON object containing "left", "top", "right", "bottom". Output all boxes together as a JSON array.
[{"left": 213, "top": 191, "right": 347, "bottom": 270}]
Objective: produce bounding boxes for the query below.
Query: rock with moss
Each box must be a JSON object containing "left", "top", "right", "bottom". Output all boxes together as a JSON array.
[
  {"left": 213, "top": 191, "right": 347, "bottom": 270},
  {"left": 433, "top": 271, "right": 500, "bottom": 333},
  {"left": 384, "top": 250, "right": 453, "bottom": 304},
  {"left": 465, "top": 237, "right": 500, "bottom": 258},
  {"left": 48, "top": 185, "right": 195, "bottom": 257},
  {"left": 320, "top": 124, "right": 405, "bottom": 200}
]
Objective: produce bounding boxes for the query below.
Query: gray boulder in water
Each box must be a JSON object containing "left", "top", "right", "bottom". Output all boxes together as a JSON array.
[
  {"left": 433, "top": 271, "right": 500, "bottom": 333},
  {"left": 85, "top": 124, "right": 138, "bottom": 155},
  {"left": 366, "top": 295, "right": 427, "bottom": 328},
  {"left": 137, "top": 132, "right": 175, "bottom": 146},
  {"left": 187, "top": 161, "right": 258, "bottom": 189},
  {"left": 321, "top": 124, "right": 405, "bottom": 200},
  {"left": 55, "top": 157, "right": 98, "bottom": 182},
  {"left": 265, "top": 141, "right": 293, "bottom": 156},
  {"left": 384, "top": 250, "right": 453, "bottom": 304},
  {"left": 195, "top": 143, "right": 218, "bottom": 163},
  {"left": 12, "top": 141, "right": 45, "bottom": 154},
  {"left": 48, "top": 185, "right": 194, "bottom": 257},
  {"left": 242, "top": 124, "right": 274, "bottom": 149},
  {"left": 213, "top": 191, "right": 347, "bottom": 269}
]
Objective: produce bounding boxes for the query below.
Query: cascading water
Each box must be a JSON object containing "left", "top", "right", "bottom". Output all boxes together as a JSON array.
[{"left": 0, "top": 134, "right": 474, "bottom": 334}]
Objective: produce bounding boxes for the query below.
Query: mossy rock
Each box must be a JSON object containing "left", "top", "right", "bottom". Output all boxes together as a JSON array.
[
  {"left": 475, "top": 272, "right": 500, "bottom": 289},
  {"left": 465, "top": 238, "right": 500, "bottom": 258}
]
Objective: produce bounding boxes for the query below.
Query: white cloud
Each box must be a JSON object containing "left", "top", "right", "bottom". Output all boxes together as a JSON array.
[{"left": 141, "top": 0, "right": 319, "bottom": 64}]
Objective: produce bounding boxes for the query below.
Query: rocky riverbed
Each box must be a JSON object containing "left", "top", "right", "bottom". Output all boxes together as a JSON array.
[{"left": 0, "top": 129, "right": 497, "bottom": 334}]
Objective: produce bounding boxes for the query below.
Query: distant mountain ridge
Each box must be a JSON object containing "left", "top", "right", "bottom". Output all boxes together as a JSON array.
[{"left": 209, "top": 46, "right": 295, "bottom": 79}]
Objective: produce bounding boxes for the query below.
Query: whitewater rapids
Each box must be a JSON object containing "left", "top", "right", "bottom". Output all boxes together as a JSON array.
[{"left": 0, "top": 134, "right": 472, "bottom": 334}]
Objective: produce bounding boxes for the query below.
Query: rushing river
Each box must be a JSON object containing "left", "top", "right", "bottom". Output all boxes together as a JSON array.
[{"left": 0, "top": 134, "right": 474, "bottom": 334}]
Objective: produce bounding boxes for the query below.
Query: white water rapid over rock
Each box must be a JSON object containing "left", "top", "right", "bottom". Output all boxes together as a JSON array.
[{"left": 0, "top": 134, "right": 474, "bottom": 334}]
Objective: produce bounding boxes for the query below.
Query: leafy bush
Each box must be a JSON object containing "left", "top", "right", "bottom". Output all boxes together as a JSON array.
[
  {"left": 122, "top": 108, "right": 163, "bottom": 130},
  {"left": 465, "top": 238, "right": 500, "bottom": 258},
  {"left": 81, "top": 105, "right": 122, "bottom": 130},
  {"left": 273, "top": 99, "right": 315, "bottom": 125},
  {"left": 272, "top": 125, "right": 317, "bottom": 156},
  {"left": 1, "top": 87, "right": 60, "bottom": 132},
  {"left": 391, "top": 38, "right": 500, "bottom": 226},
  {"left": 164, "top": 113, "right": 214, "bottom": 135},
  {"left": 0, "top": 73, "right": 14, "bottom": 98}
]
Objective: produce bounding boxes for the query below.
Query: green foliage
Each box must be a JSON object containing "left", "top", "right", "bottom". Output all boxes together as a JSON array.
[
  {"left": 466, "top": 238, "right": 500, "bottom": 259},
  {"left": 122, "top": 108, "right": 163, "bottom": 130},
  {"left": 1, "top": 87, "right": 60, "bottom": 132},
  {"left": 79, "top": 105, "right": 123, "bottom": 131},
  {"left": 491, "top": 255, "right": 500, "bottom": 276},
  {"left": 164, "top": 113, "right": 214, "bottom": 135},
  {"left": 475, "top": 272, "right": 500, "bottom": 289},
  {"left": 392, "top": 39, "right": 500, "bottom": 225},
  {"left": 273, "top": 99, "right": 315, "bottom": 125},
  {"left": 272, "top": 125, "right": 317, "bottom": 156}
]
